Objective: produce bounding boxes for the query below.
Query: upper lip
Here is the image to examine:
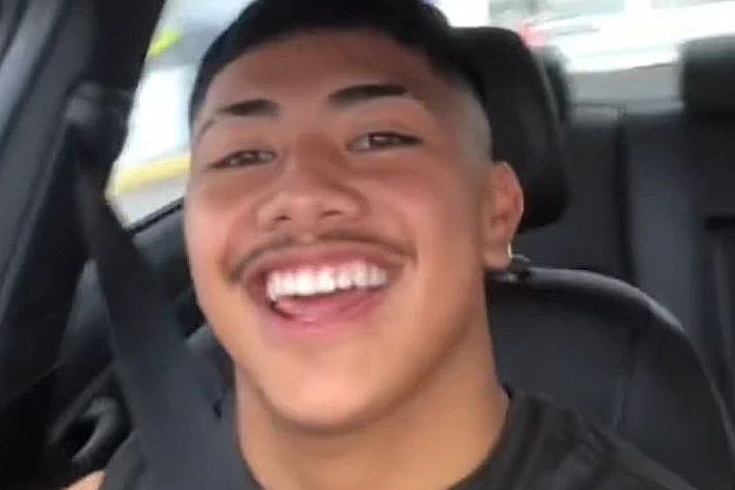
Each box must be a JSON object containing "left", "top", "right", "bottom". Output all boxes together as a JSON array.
[{"left": 235, "top": 241, "right": 408, "bottom": 302}]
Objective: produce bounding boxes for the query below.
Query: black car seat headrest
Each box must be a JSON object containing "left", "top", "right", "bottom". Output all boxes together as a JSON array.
[
  {"left": 681, "top": 34, "right": 735, "bottom": 115},
  {"left": 535, "top": 47, "right": 571, "bottom": 125},
  {"left": 456, "top": 27, "right": 568, "bottom": 231}
]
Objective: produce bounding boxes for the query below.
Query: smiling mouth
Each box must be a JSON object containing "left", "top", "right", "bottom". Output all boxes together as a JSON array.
[{"left": 265, "top": 261, "right": 391, "bottom": 324}]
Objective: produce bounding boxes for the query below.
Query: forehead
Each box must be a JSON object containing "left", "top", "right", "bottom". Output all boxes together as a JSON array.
[{"left": 196, "top": 30, "right": 459, "bottom": 121}]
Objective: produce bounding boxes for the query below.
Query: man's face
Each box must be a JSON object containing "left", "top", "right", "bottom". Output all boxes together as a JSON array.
[{"left": 185, "top": 30, "right": 522, "bottom": 432}]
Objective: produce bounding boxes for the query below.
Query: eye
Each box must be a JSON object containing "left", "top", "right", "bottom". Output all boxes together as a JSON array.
[
  {"left": 349, "top": 131, "right": 422, "bottom": 153},
  {"left": 209, "top": 149, "right": 277, "bottom": 170}
]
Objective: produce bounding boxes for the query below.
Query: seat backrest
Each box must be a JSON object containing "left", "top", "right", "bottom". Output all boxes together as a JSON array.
[
  {"left": 520, "top": 38, "right": 735, "bottom": 404},
  {"left": 515, "top": 50, "right": 633, "bottom": 279},
  {"left": 624, "top": 35, "right": 735, "bottom": 403},
  {"left": 489, "top": 266, "right": 735, "bottom": 490},
  {"left": 516, "top": 103, "right": 631, "bottom": 279}
]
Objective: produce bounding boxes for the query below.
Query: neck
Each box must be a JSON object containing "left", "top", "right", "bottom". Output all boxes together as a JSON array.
[{"left": 235, "top": 322, "right": 508, "bottom": 490}]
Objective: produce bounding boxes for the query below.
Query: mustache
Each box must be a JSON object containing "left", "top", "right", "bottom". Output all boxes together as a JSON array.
[{"left": 228, "top": 229, "right": 409, "bottom": 282}]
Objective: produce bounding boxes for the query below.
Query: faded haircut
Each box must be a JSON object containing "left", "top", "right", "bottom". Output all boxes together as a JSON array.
[{"left": 188, "top": 0, "right": 484, "bottom": 124}]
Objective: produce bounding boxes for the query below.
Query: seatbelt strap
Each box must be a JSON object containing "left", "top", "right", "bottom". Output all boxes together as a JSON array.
[{"left": 74, "top": 135, "right": 252, "bottom": 489}]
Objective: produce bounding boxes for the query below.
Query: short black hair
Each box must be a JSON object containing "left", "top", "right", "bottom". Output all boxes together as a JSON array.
[{"left": 188, "top": 0, "right": 483, "bottom": 124}]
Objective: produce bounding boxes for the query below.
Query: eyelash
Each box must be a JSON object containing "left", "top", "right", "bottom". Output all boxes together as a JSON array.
[
  {"left": 349, "top": 131, "right": 422, "bottom": 152},
  {"left": 207, "top": 131, "right": 421, "bottom": 170},
  {"left": 209, "top": 149, "right": 277, "bottom": 170}
]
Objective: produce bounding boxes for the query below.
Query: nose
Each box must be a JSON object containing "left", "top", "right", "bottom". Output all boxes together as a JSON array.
[{"left": 255, "top": 138, "right": 364, "bottom": 233}]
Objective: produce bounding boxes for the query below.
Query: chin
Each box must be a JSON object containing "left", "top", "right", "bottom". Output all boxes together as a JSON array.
[
  {"left": 256, "top": 377, "right": 390, "bottom": 435},
  {"left": 282, "top": 394, "right": 381, "bottom": 435}
]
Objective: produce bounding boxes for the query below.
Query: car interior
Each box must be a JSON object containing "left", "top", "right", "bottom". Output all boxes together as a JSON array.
[{"left": 0, "top": 1, "right": 734, "bottom": 489}]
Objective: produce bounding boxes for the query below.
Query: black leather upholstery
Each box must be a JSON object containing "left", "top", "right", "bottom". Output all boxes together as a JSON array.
[
  {"left": 623, "top": 103, "right": 712, "bottom": 365},
  {"left": 456, "top": 27, "right": 568, "bottom": 230},
  {"left": 516, "top": 105, "right": 630, "bottom": 279},
  {"left": 625, "top": 34, "right": 735, "bottom": 396},
  {"left": 516, "top": 37, "right": 735, "bottom": 390},
  {"left": 681, "top": 34, "right": 735, "bottom": 115},
  {"left": 489, "top": 267, "right": 735, "bottom": 490},
  {"left": 512, "top": 52, "right": 631, "bottom": 279},
  {"left": 535, "top": 47, "right": 571, "bottom": 124}
]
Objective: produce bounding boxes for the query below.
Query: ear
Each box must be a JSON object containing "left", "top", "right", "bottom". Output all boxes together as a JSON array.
[{"left": 481, "top": 162, "right": 524, "bottom": 271}]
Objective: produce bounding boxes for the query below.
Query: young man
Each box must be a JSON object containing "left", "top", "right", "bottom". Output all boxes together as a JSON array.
[{"left": 71, "top": 0, "right": 695, "bottom": 488}]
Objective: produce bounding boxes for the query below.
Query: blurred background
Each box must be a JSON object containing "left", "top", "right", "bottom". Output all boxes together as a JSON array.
[{"left": 109, "top": 0, "right": 735, "bottom": 223}]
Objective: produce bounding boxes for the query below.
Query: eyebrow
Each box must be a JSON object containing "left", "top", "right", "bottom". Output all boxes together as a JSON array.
[
  {"left": 195, "top": 99, "right": 278, "bottom": 142},
  {"left": 327, "top": 83, "right": 413, "bottom": 108},
  {"left": 195, "top": 83, "right": 419, "bottom": 143}
]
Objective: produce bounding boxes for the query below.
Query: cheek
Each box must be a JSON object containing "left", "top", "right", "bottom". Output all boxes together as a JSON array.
[
  {"left": 185, "top": 193, "right": 261, "bottom": 364},
  {"left": 185, "top": 172, "right": 266, "bottom": 273},
  {"left": 374, "top": 156, "right": 486, "bottom": 316},
  {"left": 184, "top": 181, "right": 253, "bottom": 311},
  {"left": 184, "top": 204, "right": 224, "bottom": 319},
  {"left": 377, "top": 162, "right": 483, "bottom": 257}
]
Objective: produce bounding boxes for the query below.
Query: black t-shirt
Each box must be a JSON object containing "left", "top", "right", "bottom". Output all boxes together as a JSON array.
[
  {"left": 100, "top": 391, "right": 696, "bottom": 490},
  {"left": 449, "top": 392, "right": 695, "bottom": 490}
]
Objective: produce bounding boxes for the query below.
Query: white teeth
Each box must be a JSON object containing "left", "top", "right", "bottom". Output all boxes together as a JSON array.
[
  {"left": 336, "top": 267, "right": 352, "bottom": 290},
  {"left": 316, "top": 268, "right": 337, "bottom": 293},
  {"left": 283, "top": 273, "right": 296, "bottom": 296},
  {"left": 266, "top": 274, "right": 279, "bottom": 303},
  {"left": 354, "top": 262, "right": 369, "bottom": 288},
  {"left": 266, "top": 262, "right": 389, "bottom": 303},
  {"left": 296, "top": 270, "right": 314, "bottom": 296},
  {"left": 368, "top": 266, "right": 387, "bottom": 287}
]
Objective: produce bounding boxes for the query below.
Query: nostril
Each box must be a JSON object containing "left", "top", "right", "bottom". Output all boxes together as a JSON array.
[
  {"left": 257, "top": 184, "right": 362, "bottom": 231},
  {"left": 274, "top": 213, "right": 290, "bottom": 223}
]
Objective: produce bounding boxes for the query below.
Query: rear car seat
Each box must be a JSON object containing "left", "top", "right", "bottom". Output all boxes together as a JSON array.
[
  {"left": 516, "top": 108, "right": 630, "bottom": 279},
  {"left": 518, "top": 41, "right": 735, "bottom": 411},
  {"left": 486, "top": 33, "right": 735, "bottom": 489},
  {"left": 516, "top": 48, "right": 631, "bottom": 280},
  {"left": 517, "top": 36, "right": 735, "bottom": 473},
  {"left": 189, "top": 28, "right": 735, "bottom": 490},
  {"left": 624, "top": 35, "right": 735, "bottom": 411}
]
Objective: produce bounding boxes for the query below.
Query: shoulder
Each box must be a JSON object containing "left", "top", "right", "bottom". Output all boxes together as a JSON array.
[{"left": 512, "top": 392, "right": 697, "bottom": 490}]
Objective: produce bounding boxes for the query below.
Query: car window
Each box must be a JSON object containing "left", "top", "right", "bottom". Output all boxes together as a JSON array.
[
  {"left": 108, "top": 0, "right": 735, "bottom": 223},
  {"left": 109, "top": 0, "right": 245, "bottom": 222}
]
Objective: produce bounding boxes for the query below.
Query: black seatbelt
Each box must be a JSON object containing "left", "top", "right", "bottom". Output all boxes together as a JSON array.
[{"left": 74, "top": 133, "right": 252, "bottom": 489}]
